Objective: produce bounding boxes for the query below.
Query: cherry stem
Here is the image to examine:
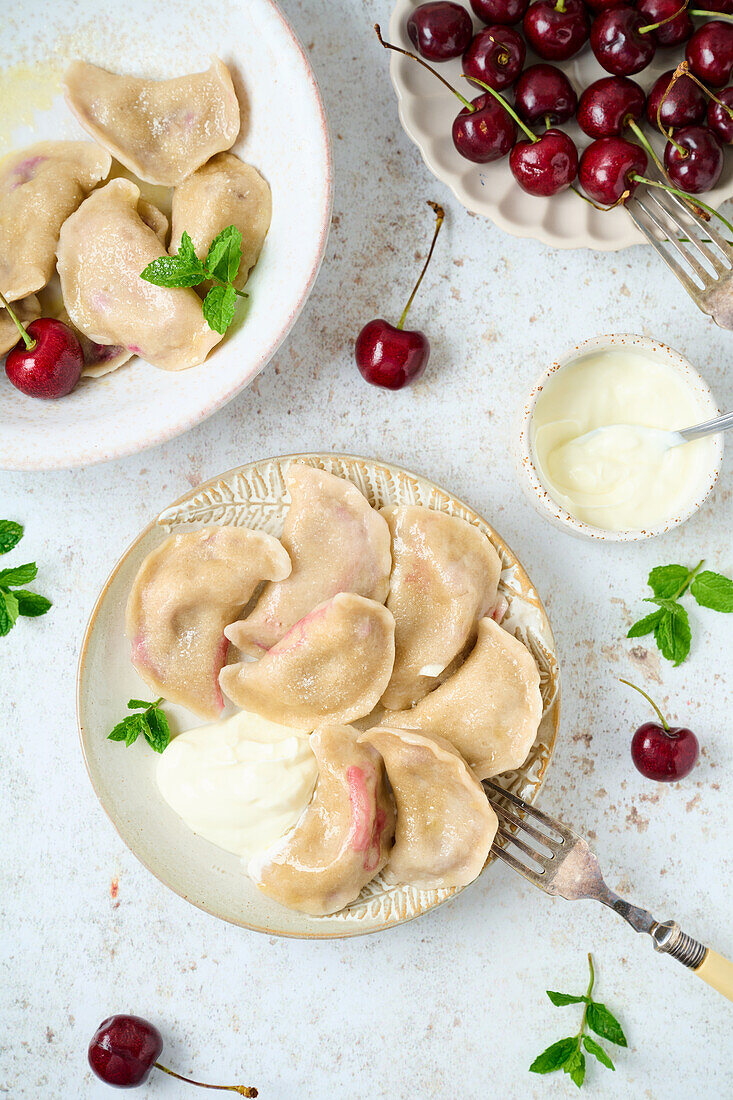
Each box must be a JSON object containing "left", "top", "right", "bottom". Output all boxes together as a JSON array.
[
  {"left": 485, "top": 34, "right": 511, "bottom": 64},
  {"left": 675, "top": 58, "right": 733, "bottom": 119},
  {"left": 397, "top": 201, "right": 445, "bottom": 330},
  {"left": 619, "top": 679, "right": 670, "bottom": 731},
  {"left": 461, "top": 75, "right": 538, "bottom": 142},
  {"left": 374, "top": 24, "right": 475, "bottom": 111},
  {"left": 688, "top": 8, "right": 733, "bottom": 19},
  {"left": 632, "top": 174, "right": 733, "bottom": 234},
  {"left": 0, "top": 288, "right": 36, "bottom": 351},
  {"left": 555, "top": 0, "right": 566, "bottom": 11},
  {"left": 571, "top": 184, "right": 631, "bottom": 210},
  {"left": 154, "top": 1063, "right": 257, "bottom": 1096},
  {"left": 639, "top": 0, "right": 689, "bottom": 35}
]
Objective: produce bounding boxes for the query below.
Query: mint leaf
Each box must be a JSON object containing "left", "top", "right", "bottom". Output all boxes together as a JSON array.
[
  {"left": 690, "top": 570, "right": 733, "bottom": 613},
  {"left": 0, "top": 520, "right": 23, "bottom": 555},
  {"left": 144, "top": 707, "right": 171, "bottom": 753},
  {"left": 586, "top": 1002, "right": 627, "bottom": 1047},
  {"left": 627, "top": 609, "right": 663, "bottom": 638},
  {"left": 547, "top": 991, "right": 587, "bottom": 1006},
  {"left": 107, "top": 714, "right": 145, "bottom": 747},
  {"left": 202, "top": 283, "right": 237, "bottom": 335},
  {"left": 14, "top": 590, "right": 51, "bottom": 617},
  {"left": 0, "top": 561, "right": 37, "bottom": 586},
  {"left": 583, "top": 1035, "right": 615, "bottom": 1070},
  {"left": 0, "top": 589, "right": 19, "bottom": 636},
  {"left": 128, "top": 698, "right": 155, "bottom": 710},
  {"left": 648, "top": 564, "right": 689, "bottom": 599},
  {"left": 140, "top": 234, "right": 206, "bottom": 288},
  {"left": 529, "top": 1037, "right": 577, "bottom": 1074},
  {"left": 563, "top": 1047, "right": 586, "bottom": 1088},
  {"left": 654, "top": 604, "right": 691, "bottom": 666},
  {"left": 204, "top": 225, "right": 243, "bottom": 285},
  {"left": 177, "top": 231, "right": 201, "bottom": 268}
]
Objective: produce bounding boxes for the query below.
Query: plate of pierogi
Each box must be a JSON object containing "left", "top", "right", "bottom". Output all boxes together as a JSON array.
[
  {"left": 78, "top": 454, "right": 560, "bottom": 938},
  {"left": 0, "top": 0, "right": 332, "bottom": 469}
]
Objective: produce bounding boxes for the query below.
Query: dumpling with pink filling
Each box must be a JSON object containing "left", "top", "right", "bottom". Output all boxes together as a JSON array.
[
  {"left": 379, "top": 506, "right": 503, "bottom": 709},
  {"left": 0, "top": 141, "right": 111, "bottom": 302},
  {"left": 220, "top": 593, "right": 395, "bottom": 728},
  {"left": 225, "top": 464, "right": 392, "bottom": 656},
  {"left": 57, "top": 179, "right": 222, "bottom": 371},
  {"left": 248, "top": 724, "right": 395, "bottom": 915},
  {"left": 126, "top": 526, "right": 291, "bottom": 720},
  {"left": 63, "top": 58, "right": 240, "bottom": 187}
]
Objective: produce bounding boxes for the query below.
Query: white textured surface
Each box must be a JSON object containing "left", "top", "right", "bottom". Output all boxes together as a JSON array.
[{"left": 1, "top": 0, "right": 732, "bottom": 1096}]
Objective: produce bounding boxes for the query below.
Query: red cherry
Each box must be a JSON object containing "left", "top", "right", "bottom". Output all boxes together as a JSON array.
[
  {"left": 585, "top": 0, "right": 627, "bottom": 9},
  {"left": 686, "top": 21, "right": 733, "bottom": 86},
  {"left": 470, "top": 0, "right": 530, "bottom": 25},
  {"left": 355, "top": 202, "right": 444, "bottom": 390},
  {"left": 463, "top": 25, "right": 526, "bottom": 90},
  {"left": 88, "top": 1015, "right": 163, "bottom": 1088},
  {"left": 523, "top": 0, "right": 590, "bottom": 61},
  {"left": 695, "top": 0, "right": 733, "bottom": 11},
  {"left": 5, "top": 317, "right": 83, "bottom": 398},
  {"left": 509, "top": 128, "right": 579, "bottom": 194},
  {"left": 407, "top": 2, "right": 474, "bottom": 61},
  {"left": 707, "top": 86, "right": 733, "bottom": 142},
  {"left": 646, "top": 69, "right": 706, "bottom": 129},
  {"left": 591, "top": 8, "right": 657, "bottom": 75},
  {"left": 452, "top": 92, "right": 517, "bottom": 160},
  {"left": 514, "top": 63, "right": 578, "bottom": 124},
  {"left": 578, "top": 136, "right": 648, "bottom": 203},
  {"left": 636, "top": 0, "right": 693, "bottom": 47},
  {"left": 664, "top": 125, "right": 724, "bottom": 193},
  {"left": 622, "top": 680, "right": 699, "bottom": 782},
  {"left": 577, "top": 76, "right": 646, "bottom": 138}
]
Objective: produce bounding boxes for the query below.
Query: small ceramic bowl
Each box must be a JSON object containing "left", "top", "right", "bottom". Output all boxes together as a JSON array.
[{"left": 517, "top": 333, "right": 724, "bottom": 542}]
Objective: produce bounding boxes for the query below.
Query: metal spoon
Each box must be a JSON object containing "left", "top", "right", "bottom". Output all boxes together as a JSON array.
[{"left": 570, "top": 410, "right": 733, "bottom": 454}]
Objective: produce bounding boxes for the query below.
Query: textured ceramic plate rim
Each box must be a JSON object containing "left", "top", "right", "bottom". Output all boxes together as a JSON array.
[
  {"left": 77, "top": 453, "right": 560, "bottom": 938},
  {"left": 0, "top": 0, "right": 334, "bottom": 470}
]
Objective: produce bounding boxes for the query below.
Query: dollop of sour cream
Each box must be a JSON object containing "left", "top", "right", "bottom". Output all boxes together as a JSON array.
[
  {"left": 530, "top": 349, "right": 717, "bottom": 531},
  {"left": 156, "top": 711, "right": 317, "bottom": 861}
]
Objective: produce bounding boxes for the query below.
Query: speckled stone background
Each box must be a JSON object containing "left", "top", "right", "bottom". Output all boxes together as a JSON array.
[{"left": 2, "top": 1, "right": 732, "bottom": 1096}]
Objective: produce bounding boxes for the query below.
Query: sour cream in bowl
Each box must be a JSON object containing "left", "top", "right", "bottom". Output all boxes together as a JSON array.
[{"left": 517, "top": 334, "right": 723, "bottom": 541}]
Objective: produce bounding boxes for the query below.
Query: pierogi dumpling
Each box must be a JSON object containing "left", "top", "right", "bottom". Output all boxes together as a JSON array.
[
  {"left": 0, "top": 141, "right": 111, "bottom": 302},
  {"left": 360, "top": 727, "right": 498, "bottom": 889},
  {"left": 63, "top": 58, "right": 240, "bottom": 187},
  {"left": 170, "top": 154, "right": 272, "bottom": 290},
  {"left": 380, "top": 506, "right": 503, "bottom": 710},
  {"left": 248, "top": 724, "right": 395, "bottom": 915},
  {"left": 220, "top": 593, "right": 396, "bottom": 728},
  {"left": 226, "top": 465, "right": 392, "bottom": 656},
  {"left": 0, "top": 296, "right": 41, "bottom": 355},
  {"left": 57, "top": 179, "right": 221, "bottom": 371},
  {"left": 126, "top": 526, "right": 291, "bottom": 719},
  {"left": 385, "top": 618, "right": 543, "bottom": 779}
]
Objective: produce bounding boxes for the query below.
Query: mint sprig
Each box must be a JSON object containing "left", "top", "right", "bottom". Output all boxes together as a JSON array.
[
  {"left": 0, "top": 521, "right": 51, "bottom": 637},
  {"left": 107, "top": 697, "right": 171, "bottom": 754},
  {"left": 627, "top": 560, "right": 733, "bottom": 665},
  {"left": 140, "top": 226, "right": 248, "bottom": 335},
  {"left": 530, "top": 954, "right": 626, "bottom": 1088}
]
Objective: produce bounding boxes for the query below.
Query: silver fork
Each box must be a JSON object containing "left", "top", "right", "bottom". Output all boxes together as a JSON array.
[
  {"left": 484, "top": 780, "right": 733, "bottom": 1002},
  {"left": 626, "top": 181, "right": 733, "bottom": 329}
]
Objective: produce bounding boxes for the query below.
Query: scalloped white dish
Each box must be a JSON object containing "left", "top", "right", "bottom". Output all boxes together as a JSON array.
[
  {"left": 389, "top": 0, "right": 733, "bottom": 250},
  {"left": 77, "top": 454, "right": 561, "bottom": 938},
  {"left": 0, "top": 0, "right": 332, "bottom": 470}
]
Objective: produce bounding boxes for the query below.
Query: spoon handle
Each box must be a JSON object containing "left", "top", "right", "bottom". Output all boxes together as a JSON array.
[{"left": 679, "top": 410, "right": 733, "bottom": 442}]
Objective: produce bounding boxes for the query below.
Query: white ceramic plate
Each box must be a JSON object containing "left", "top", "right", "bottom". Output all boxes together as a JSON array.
[
  {"left": 0, "top": 0, "right": 332, "bottom": 470},
  {"left": 389, "top": 0, "right": 733, "bottom": 250},
  {"left": 77, "top": 453, "right": 561, "bottom": 939}
]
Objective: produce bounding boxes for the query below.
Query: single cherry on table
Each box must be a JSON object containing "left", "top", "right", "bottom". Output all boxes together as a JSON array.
[
  {"left": 407, "top": 1, "right": 474, "bottom": 61},
  {"left": 514, "top": 62, "right": 578, "bottom": 124},
  {"left": 523, "top": 0, "right": 590, "bottom": 61},
  {"left": 1, "top": 290, "right": 84, "bottom": 399},
  {"left": 88, "top": 1014, "right": 257, "bottom": 1094},
  {"left": 355, "top": 201, "right": 445, "bottom": 390},
  {"left": 463, "top": 25, "right": 526, "bottom": 90},
  {"left": 621, "top": 680, "right": 700, "bottom": 782}
]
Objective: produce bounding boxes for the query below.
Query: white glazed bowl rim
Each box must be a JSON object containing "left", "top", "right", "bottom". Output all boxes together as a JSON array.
[{"left": 518, "top": 333, "right": 724, "bottom": 542}]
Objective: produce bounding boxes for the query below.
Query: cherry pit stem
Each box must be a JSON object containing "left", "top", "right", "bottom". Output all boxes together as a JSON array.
[
  {"left": 374, "top": 24, "right": 474, "bottom": 110},
  {"left": 154, "top": 1063, "right": 257, "bottom": 1096},
  {"left": 398, "top": 201, "right": 445, "bottom": 329},
  {"left": 0, "top": 288, "right": 36, "bottom": 351},
  {"left": 620, "top": 679, "right": 670, "bottom": 731},
  {"left": 462, "top": 75, "right": 538, "bottom": 142}
]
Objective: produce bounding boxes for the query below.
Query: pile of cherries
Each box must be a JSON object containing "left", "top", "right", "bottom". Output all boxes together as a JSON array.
[{"left": 389, "top": 0, "right": 733, "bottom": 204}]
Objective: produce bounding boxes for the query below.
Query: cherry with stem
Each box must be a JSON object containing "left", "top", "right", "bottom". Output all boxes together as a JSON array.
[
  {"left": 620, "top": 679, "right": 699, "bottom": 782},
  {"left": 0, "top": 288, "right": 37, "bottom": 352},
  {"left": 155, "top": 1064, "right": 257, "bottom": 1095},
  {"left": 1, "top": 287, "right": 84, "bottom": 399}
]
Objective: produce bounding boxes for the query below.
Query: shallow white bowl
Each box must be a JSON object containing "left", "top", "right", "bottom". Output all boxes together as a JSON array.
[
  {"left": 388, "top": 0, "right": 733, "bottom": 250},
  {"left": 516, "top": 333, "right": 724, "bottom": 541},
  {"left": 0, "top": 0, "right": 332, "bottom": 470},
  {"left": 77, "top": 453, "right": 561, "bottom": 938}
]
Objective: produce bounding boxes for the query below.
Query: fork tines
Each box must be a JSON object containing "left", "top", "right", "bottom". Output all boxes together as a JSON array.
[{"left": 483, "top": 780, "right": 570, "bottom": 882}]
